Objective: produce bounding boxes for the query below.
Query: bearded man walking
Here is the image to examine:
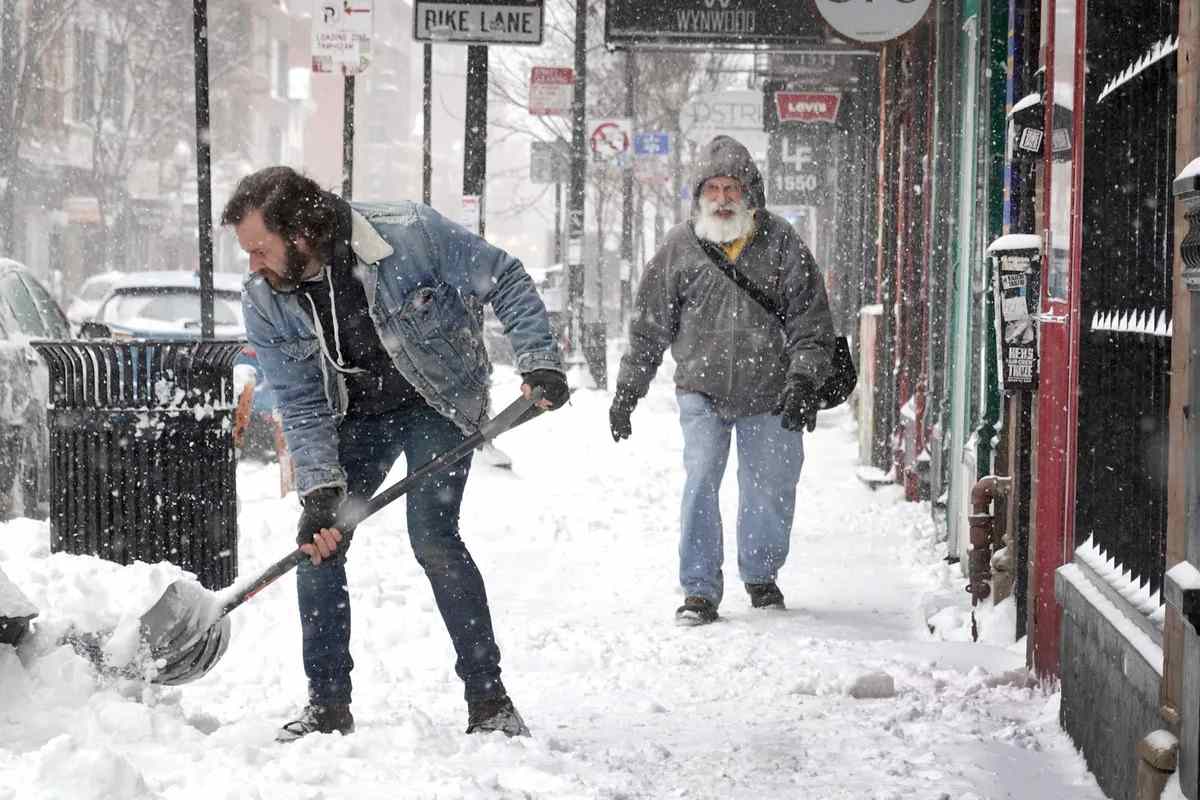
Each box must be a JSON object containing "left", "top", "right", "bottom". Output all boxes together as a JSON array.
[{"left": 609, "top": 135, "right": 836, "bottom": 626}]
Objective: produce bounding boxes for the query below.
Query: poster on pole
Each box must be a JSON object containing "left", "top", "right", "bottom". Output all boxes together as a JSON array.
[
  {"left": 529, "top": 67, "right": 573, "bottom": 116},
  {"left": 461, "top": 195, "right": 482, "bottom": 235},
  {"left": 312, "top": 0, "right": 374, "bottom": 74}
]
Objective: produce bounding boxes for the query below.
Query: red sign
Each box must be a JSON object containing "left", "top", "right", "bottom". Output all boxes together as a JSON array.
[
  {"left": 774, "top": 92, "right": 841, "bottom": 123},
  {"left": 529, "top": 66, "right": 574, "bottom": 116}
]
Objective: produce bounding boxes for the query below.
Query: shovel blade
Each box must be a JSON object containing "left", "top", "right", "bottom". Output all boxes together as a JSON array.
[{"left": 137, "top": 580, "right": 231, "bottom": 685}]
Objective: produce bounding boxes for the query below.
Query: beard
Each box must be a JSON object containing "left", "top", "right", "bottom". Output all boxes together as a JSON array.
[
  {"left": 693, "top": 195, "right": 756, "bottom": 245},
  {"left": 263, "top": 239, "right": 316, "bottom": 293}
]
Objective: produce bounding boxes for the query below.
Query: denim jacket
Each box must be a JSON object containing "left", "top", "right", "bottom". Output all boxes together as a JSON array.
[{"left": 243, "top": 201, "right": 563, "bottom": 495}]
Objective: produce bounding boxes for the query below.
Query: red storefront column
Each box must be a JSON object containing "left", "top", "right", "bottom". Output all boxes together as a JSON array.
[{"left": 1029, "top": 0, "right": 1086, "bottom": 679}]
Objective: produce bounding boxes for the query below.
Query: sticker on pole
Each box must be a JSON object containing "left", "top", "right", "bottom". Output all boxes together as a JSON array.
[
  {"left": 588, "top": 118, "right": 631, "bottom": 163},
  {"left": 312, "top": 0, "right": 373, "bottom": 74}
]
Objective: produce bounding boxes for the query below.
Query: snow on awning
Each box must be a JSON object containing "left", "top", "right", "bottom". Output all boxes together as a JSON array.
[{"left": 1098, "top": 35, "right": 1178, "bottom": 104}]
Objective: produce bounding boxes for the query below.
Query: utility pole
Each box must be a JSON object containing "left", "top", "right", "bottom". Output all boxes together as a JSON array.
[
  {"left": 554, "top": 180, "right": 563, "bottom": 263},
  {"left": 567, "top": 0, "right": 588, "bottom": 373},
  {"left": 191, "top": 0, "right": 213, "bottom": 339},
  {"left": 463, "top": 45, "right": 488, "bottom": 236},
  {"left": 619, "top": 50, "right": 637, "bottom": 330},
  {"left": 342, "top": 76, "right": 355, "bottom": 199},
  {"left": 422, "top": 43, "right": 432, "bottom": 205}
]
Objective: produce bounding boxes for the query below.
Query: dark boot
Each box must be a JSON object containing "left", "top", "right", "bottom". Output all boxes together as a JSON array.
[
  {"left": 466, "top": 694, "right": 530, "bottom": 737},
  {"left": 276, "top": 703, "right": 355, "bottom": 743},
  {"left": 675, "top": 596, "right": 719, "bottom": 626},
  {"left": 745, "top": 582, "right": 786, "bottom": 610}
]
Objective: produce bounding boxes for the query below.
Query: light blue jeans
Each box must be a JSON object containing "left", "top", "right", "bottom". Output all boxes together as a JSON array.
[{"left": 677, "top": 390, "right": 805, "bottom": 606}]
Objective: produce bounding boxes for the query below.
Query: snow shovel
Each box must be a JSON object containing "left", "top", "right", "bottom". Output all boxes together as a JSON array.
[{"left": 95, "top": 390, "right": 546, "bottom": 686}]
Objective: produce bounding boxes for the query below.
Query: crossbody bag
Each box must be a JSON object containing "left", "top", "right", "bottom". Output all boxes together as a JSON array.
[{"left": 699, "top": 239, "right": 857, "bottom": 409}]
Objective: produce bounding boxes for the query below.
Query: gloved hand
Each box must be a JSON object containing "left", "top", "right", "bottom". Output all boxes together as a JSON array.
[
  {"left": 609, "top": 389, "right": 637, "bottom": 442},
  {"left": 521, "top": 369, "right": 570, "bottom": 410},
  {"left": 296, "top": 486, "right": 348, "bottom": 549},
  {"left": 775, "top": 376, "right": 819, "bottom": 433}
]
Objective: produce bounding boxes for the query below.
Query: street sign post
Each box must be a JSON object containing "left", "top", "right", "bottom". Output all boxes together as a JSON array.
[
  {"left": 413, "top": 0, "right": 544, "bottom": 45},
  {"left": 529, "top": 66, "right": 573, "bottom": 115},
  {"left": 312, "top": 0, "right": 373, "bottom": 74}
]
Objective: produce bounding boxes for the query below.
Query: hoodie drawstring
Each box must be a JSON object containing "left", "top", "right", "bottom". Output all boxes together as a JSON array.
[{"left": 303, "top": 268, "right": 366, "bottom": 375}]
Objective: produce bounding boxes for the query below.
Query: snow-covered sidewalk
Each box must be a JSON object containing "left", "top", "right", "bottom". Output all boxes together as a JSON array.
[{"left": 1, "top": 369, "right": 1106, "bottom": 799}]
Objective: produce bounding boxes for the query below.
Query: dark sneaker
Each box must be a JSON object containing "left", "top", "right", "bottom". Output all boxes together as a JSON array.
[
  {"left": 276, "top": 703, "right": 355, "bottom": 743},
  {"left": 746, "top": 582, "right": 786, "bottom": 610},
  {"left": 467, "top": 694, "right": 530, "bottom": 737},
  {"left": 675, "top": 596, "right": 719, "bottom": 626}
]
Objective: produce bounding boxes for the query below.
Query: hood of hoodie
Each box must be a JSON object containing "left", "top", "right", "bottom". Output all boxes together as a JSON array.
[{"left": 690, "top": 135, "right": 766, "bottom": 213}]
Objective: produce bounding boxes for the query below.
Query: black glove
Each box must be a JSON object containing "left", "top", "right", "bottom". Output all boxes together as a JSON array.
[
  {"left": 296, "top": 486, "right": 348, "bottom": 548},
  {"left": 521, "top": 369, "right": 570, "bottom": 410},
  {"left": 775, "top": 377, "right": 819, "bottom": 433},
  {"left": 609, "top": 389, "right": 637, "bottom": 442}
]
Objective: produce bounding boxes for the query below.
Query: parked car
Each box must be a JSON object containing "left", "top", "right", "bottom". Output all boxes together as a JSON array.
[
  {"left": 88, "top": 270, "right": 277, "bottom": 460},
  {"left": 65, "top": 270, "right": 125, "bottom": 327},
  {"left": 0, "top": 258, "right": 73, "bottom": 519},
  {"left": 91, "top": 270, "right": 246, "bottom": 339}
]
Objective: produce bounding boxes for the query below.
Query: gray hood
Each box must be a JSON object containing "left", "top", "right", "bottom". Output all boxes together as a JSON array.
[{"left": 690, "top": 135, "right": 766, "bottom": 211}]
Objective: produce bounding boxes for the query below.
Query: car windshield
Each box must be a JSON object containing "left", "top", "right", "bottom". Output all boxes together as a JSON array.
[
  {"left": 100, "top": 289, "right": 243, "bottom": 329},
  {"left": 79, "top": 279, "right": 116, "bottom": 302}
]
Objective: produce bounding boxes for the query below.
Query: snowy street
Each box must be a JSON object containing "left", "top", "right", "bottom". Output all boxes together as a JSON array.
[{"left": 0, "top": 367, "right": 1105, "bottom": 799}]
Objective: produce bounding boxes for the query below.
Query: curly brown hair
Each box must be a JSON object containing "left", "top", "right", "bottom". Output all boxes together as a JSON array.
[{"left": 220, "top": 166, "right": 338, "bottom": 256}]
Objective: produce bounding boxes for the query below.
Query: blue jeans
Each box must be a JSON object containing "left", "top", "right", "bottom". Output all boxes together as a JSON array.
[
  {"left": 677, "top": 390, "right": 805, "bottom": 606},
  {"left": 297, "top": 405, "right": 504, "bottom": 705}
]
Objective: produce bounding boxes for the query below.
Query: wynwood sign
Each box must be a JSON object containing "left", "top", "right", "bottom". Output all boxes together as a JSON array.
[{"left": 605, "top": 0, "right": 930, "bottom": 47}]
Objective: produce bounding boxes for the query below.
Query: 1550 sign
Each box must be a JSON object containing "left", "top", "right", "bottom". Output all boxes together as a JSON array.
[{"left": 767, "top": 130, "right": 830, "bottom": 206}]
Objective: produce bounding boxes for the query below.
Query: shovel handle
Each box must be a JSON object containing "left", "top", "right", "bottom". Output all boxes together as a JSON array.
[{"left": 218, "top": 389, "right": 545, "bottom": 618}]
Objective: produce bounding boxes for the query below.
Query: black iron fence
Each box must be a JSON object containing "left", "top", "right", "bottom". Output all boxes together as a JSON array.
[{"left": 1074, "top": 8, "right": 1177, "bottom": 594}]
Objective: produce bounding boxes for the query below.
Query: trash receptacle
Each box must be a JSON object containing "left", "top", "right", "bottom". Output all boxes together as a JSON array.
[{"left": 31, "top": 339, "right": 245, "bottom": 590}]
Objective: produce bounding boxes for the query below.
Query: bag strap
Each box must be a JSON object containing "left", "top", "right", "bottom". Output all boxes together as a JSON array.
[{"left": 697, "top": 237, "right": 787, "bottom": 327}]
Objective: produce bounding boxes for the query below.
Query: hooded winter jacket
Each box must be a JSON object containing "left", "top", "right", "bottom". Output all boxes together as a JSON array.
[
  {"left": 243, "top": 201, "right": 563, "bottom": 496},
  {"left": 615, "top": 135, "right": 835, "bottom": 418}
]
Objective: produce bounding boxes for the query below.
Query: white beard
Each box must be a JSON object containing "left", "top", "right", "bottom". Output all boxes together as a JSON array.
[{"left": 693, "top": 196, "right": 755, "bottom": 244}]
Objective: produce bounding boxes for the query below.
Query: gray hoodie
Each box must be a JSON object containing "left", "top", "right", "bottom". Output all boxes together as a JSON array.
[{"left": 616, "top": 135, "right": 835, "bottom": 418}]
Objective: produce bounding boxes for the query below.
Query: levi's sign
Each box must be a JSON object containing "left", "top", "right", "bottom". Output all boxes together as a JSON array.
[
  {"left": 414, "top": 0, "right": 543, "bottom": 45},
  {"left": 775, "top": 92, "right": 841, "bottom": 124}
]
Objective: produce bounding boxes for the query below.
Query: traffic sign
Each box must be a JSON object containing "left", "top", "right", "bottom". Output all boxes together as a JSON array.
[
  {"left": 588, "top": 118, "right": 631, "bottom": 162},
  {"left": 413, "top": 0, "right": 544, "bottom": 45},
  {"left": 633, "top": 132, "right": 670, "bottom": 157},
  {"left": 529, "top": 66, "right": 573, "bottom": 116},
  {"left": 312, "top": 0, "right": 373, "bottom": 74}
]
